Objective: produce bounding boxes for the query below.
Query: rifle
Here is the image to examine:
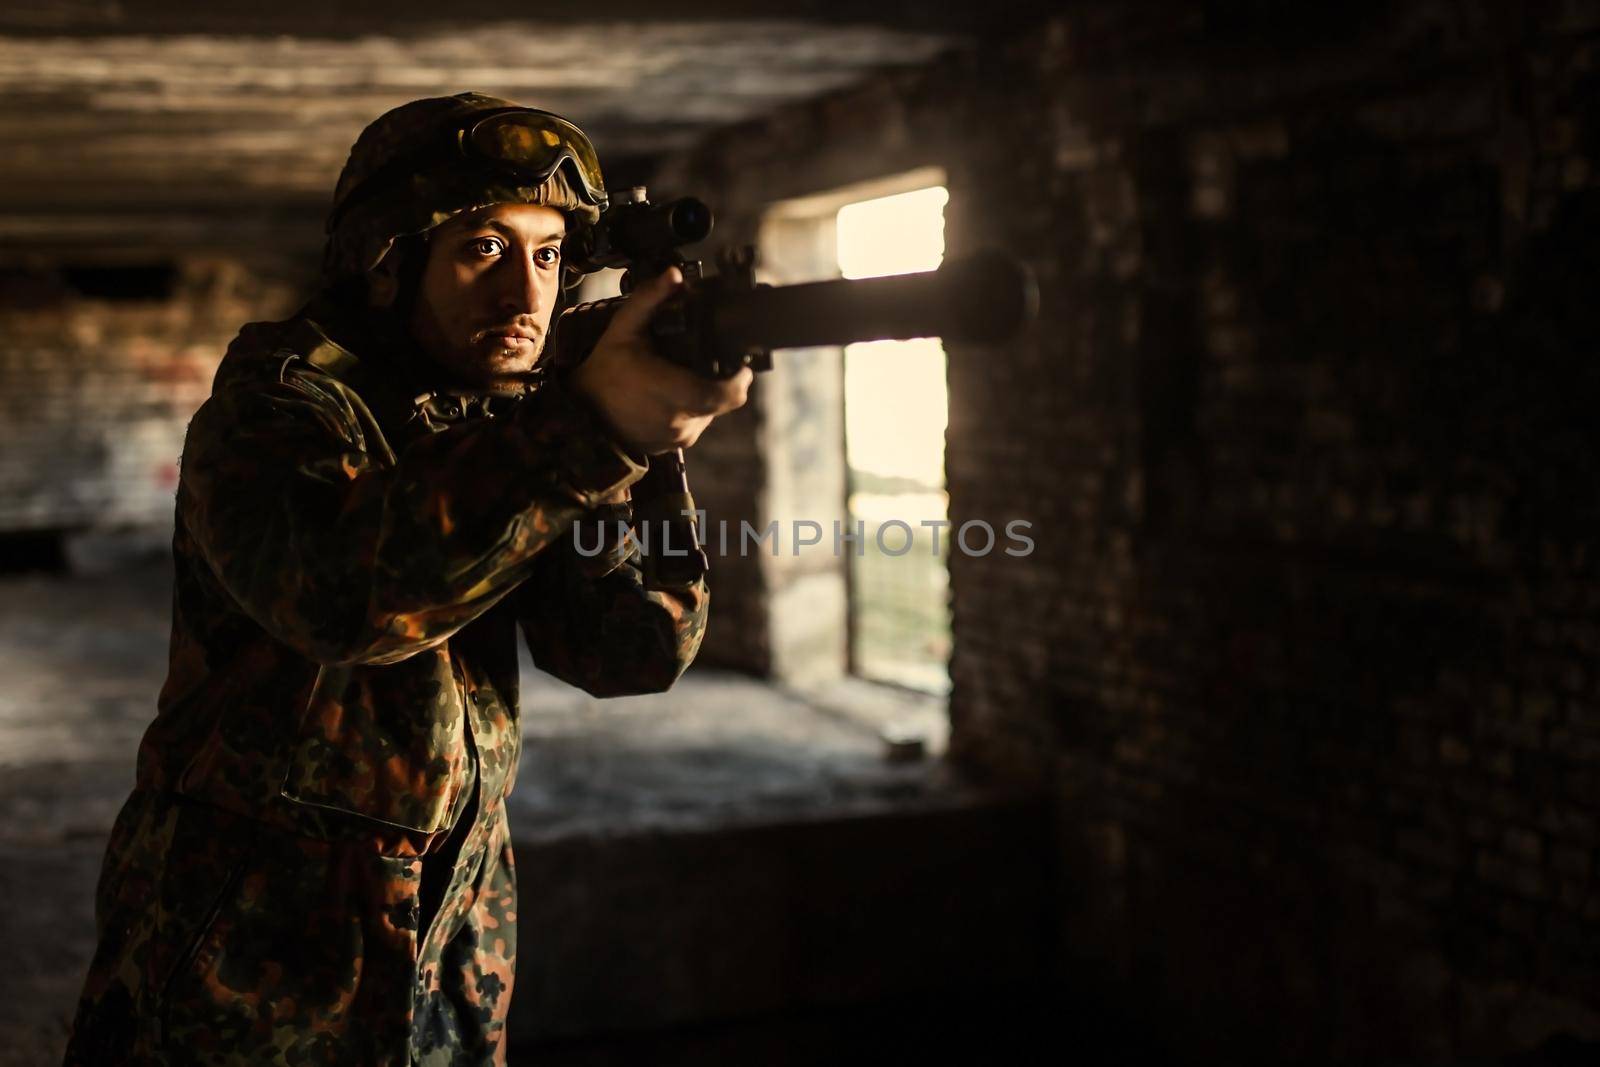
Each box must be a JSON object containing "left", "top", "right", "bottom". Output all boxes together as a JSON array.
[{"left": 551, "top": 185, "right": 1038, "bottom": 588}]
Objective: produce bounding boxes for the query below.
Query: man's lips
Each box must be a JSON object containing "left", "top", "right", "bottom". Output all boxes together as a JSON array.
[{"left": 477, "top": 328, "right": 540, "bottom": 346}]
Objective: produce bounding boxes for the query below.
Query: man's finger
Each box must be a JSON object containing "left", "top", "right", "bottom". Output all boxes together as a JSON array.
[
  {"left": 695, "top": 368, "right": 753, "bottom": 415},
  {"left": 648, "top": 359, "right": 745, "bottom": 415},
  {"left": 607, "top": 266, "right": 684, "bottom": 338}
]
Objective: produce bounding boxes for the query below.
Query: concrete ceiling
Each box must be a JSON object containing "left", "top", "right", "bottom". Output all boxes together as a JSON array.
[{"left": 0, "top": 1, "right": 1045, "bottom": 261}]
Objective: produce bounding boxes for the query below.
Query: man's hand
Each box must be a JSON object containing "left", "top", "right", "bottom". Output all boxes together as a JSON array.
[{"left": 567, "top": 267, "right": 753, "bottom": 454}]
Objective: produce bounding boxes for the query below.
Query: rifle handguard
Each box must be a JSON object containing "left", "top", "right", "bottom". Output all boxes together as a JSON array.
[{"left": 552, "top": 247, "right": 1036, "bottom": 380}]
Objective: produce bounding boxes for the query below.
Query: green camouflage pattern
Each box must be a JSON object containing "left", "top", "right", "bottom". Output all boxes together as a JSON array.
[
  {"left": 323, "top": 92, "right": 604, "bottom": 281},
  {"left": 64, "top": 296, "right": 707, "bottom": 1065}
]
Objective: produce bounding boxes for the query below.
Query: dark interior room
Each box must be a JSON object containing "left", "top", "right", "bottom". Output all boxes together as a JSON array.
[{"left": 2, "top": 2, "right": 1599, "bottom": 1064}]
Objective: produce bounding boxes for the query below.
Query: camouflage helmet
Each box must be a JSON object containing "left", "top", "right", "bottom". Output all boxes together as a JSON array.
[{"left": 322, "top": 91, "right": 607, "bottom": 280}]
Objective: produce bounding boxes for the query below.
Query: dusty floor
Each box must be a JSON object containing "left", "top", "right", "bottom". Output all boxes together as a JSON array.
[{"left": 0, "top": 560, "right": 949, "bottom": 1065}]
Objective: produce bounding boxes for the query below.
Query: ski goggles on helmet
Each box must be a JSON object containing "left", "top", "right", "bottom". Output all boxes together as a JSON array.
[
  {"left": 327, "top": 106, "right": 609, "bottom": 236},
  {"left": 459, "top": 107, "right": 608, "bottom": 209}
]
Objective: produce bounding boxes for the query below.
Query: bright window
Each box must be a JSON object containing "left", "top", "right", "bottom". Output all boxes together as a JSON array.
[{"left": 835, "top": 186, "right": 950, "bottom": 694}]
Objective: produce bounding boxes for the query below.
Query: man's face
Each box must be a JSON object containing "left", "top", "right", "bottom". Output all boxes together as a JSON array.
[{"left": 407, "top": 202, "right": 567, "bottom": 397}]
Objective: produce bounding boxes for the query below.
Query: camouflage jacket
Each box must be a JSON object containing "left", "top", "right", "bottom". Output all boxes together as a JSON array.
[{"left": 65, "top": 297, "right": 708, "bottom": 1065}]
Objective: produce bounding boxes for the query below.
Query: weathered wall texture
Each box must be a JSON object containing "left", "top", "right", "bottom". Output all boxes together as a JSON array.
[
  {"left": 0, "top": 262, "right": 304, "bottom": 544},
  {"left": 653, "top": 2, "right": 1600, "bottom": 1059}
]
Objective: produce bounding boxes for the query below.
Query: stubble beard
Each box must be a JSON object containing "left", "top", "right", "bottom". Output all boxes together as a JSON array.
[{"left": 473, "top": 331, "right": 546, "bottom": 397}]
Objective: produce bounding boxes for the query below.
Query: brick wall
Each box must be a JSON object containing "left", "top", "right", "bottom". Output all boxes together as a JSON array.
[
  {"left": 0, "top": 260, "right": 304, "bottom": 552},
  {"left": 652, "top": 2, "right": 1600, "bottom": 1059}
]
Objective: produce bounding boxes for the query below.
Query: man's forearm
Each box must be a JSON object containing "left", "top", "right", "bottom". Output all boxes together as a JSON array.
[
  {"left": 184, "top": 365, "right": 646, "bottom": 666},
  {"left": 516, "top": 537, "right": 708, "bottom": 697}
]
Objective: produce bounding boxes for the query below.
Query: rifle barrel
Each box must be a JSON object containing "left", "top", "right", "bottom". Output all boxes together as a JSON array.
[{"left": 711, "top": 249, "right": 1036, "bottom": 353}]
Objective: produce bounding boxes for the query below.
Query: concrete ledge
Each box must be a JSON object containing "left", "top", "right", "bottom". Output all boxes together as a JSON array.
[{"left": 508, "top": 666, "right": 1050, "bottom": 1047}]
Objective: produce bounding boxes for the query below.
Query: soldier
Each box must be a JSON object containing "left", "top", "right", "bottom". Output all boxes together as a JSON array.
[{"left": 63, "top": 92, "right": 750, "bottom": 1066}]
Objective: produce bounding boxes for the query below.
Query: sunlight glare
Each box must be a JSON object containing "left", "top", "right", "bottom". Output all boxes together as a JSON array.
[
  {"left": 844, "top": 337, "right": 947, "bottom": 486},
  {"left": 836, "top": 186, "right": 948, "bottom": 280},
  {"left": 836, "top": 185, "right": 949, "bottom": 487}
]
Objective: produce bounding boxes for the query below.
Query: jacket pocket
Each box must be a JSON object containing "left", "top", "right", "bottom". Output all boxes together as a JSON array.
[
  {"left": 278, "top": 655, "right": 470, "bottom": 834},
  {"left": 153, "top": 810, "right": 255, "bottom": 1050},
  {"left": 157, "top": 830, "right": 397, "bottom": 1058}
]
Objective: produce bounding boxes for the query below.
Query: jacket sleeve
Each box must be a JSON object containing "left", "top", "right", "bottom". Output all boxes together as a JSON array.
[
  {"left": 516, "top": 513, "right": 709, "bottom": 697},
  {"left": 180, "top": 361, "right": 646, "bottom": 666}
]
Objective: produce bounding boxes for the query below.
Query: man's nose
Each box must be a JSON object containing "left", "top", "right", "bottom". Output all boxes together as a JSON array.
[{"left": 494, "top": 250, "right": 544, "bottom": 315}]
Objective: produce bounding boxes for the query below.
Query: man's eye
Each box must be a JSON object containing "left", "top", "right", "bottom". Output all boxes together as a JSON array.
[
  {"left": 470, "top": 237, "right": 504, "bottom": 256},
  {"left": 534, "top": 246, "right": 561, "bottom": 266}
]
